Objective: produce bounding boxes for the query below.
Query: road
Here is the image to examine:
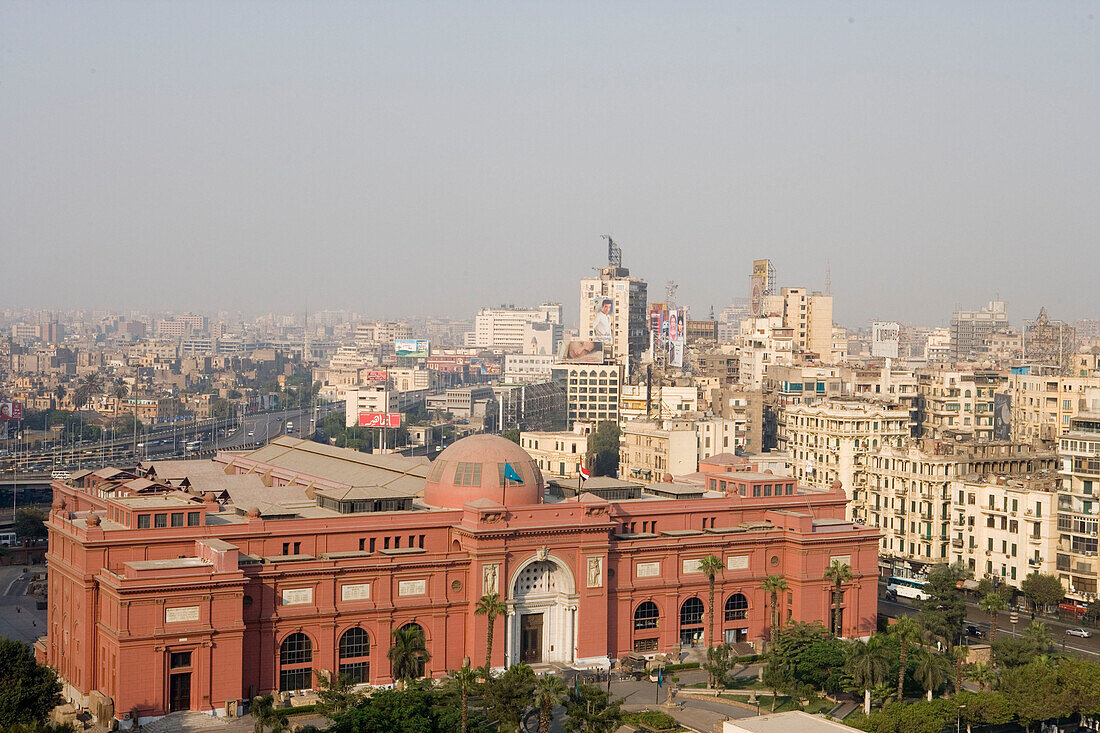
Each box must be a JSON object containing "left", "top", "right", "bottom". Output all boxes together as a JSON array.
[
  {"left": 0, "top": 564, "right": 47, "bottom": 645},
  {"left": 878, "top": 587, "right": 1100, "bottom": 657}
]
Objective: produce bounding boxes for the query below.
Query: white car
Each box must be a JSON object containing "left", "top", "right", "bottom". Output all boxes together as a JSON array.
[{"left": 1066, "top": 628, "right": 1092, "bottom": 638}]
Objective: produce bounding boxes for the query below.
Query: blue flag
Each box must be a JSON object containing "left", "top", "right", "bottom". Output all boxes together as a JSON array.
[
  {"left": 658, "top": 667, "right": 663, "bottom": 687},
  {"left": 504, "top": 462, "right": 523, "bottom": 483}
]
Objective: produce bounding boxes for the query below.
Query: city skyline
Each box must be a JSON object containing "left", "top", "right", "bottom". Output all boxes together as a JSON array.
[{"left": 3, "top": 2, "right": 1097, "bottom": 325}]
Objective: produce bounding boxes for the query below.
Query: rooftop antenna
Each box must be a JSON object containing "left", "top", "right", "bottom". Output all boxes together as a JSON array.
[
  {"left": 602, "top": 234, "right": 621, "bottom": 268},
  {"left": 666, "top": 281, "right": 678, "bottom": 306},
  {"left": 824, "top": 260, "right": 832, "bottom": 296}
]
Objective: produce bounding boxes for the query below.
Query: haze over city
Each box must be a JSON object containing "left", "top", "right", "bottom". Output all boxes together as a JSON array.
[{"left": 3, "top": 2, "right": 1097, "bottom": 327}]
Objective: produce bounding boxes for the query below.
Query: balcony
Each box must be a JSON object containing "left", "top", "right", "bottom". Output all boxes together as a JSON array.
[
  {"left": 951, "top": 538, "right": 964, "bottom": 548},
  {"left": 1029, "top": 536, "right": 1043, "bottom": 545}
]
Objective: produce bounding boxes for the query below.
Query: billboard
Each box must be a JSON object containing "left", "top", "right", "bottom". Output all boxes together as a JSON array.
[
  {"left": 557, "top": 341, "right": 605, "bottom": 364},
  {"left": 752, "top": 259, "right": 771, "bottom": 291},
  {"left": 0, "top": 422, "right": 8, "bottom": 440},
  {"left": 871, "top": 322, "right": 900, "bottom": 359},
  {"left": 364, "top": 370, "right": 389, "bottom": 382},
  {"left": 993, "top": 393, "right": 1012, "bottom": 441},
  {"left": 652, "top": 308, "right": 687, "bottom": 367},
  {"left": 583, "top": 295, "right": 615, "bottom": 355},
  {"left": 395, "top": 339, "right": 430, "bottom": 358},
  {"left": 0, "top": 402, "right": 23, "bottom": 421},
  {"left": 358, "top": 412, "right": 402, "bottom": 428}
]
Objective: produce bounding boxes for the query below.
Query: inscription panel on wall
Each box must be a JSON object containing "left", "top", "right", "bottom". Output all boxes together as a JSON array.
[
  {"left": 398, "top": 579, "right": 426, "bottom": 596},
  {"left": 636, "top": 561, "right": 661, "bottom": 578},
  {"left": 341, "top": 583, "right": 371, "bottom": 602},
  {"left": 830, "top": 555, "right": 851, "bottom": 567},
  {"left": 281, "top": 588, "right": 313, "bottom": 606},
  {"left": 682, "top": 558, "right": 703, "bottom": 575},
  {"left": 165, "top": 606, "right": 200, "bottom": 623},
  {"left": 726, "top": 555, "right": 749, "bottom": 571}
]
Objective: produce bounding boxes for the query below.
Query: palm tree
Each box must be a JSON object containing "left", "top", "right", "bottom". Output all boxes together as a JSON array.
[
  {"left": 250, "top": 694, "right": 288, "bottom": 733},
  {"left": 698, "top": 555, "right": 723, "bottom": 652},
  {"left": 475, "top": 592, "right": 507, "bottom": 676},
  {"left": 452, "top": 661, "right": 479, "bottom": 733},
  {"left": 952, "top": 645, "right": 969, "bottom": 695},
  {"left": 53, "top": 384, "right": 66, "bottom": 410},
  {"left": 823, "top": 560, "right": 853, "bottom": 636},
  {"left": 534, "top": 673, "right": 567, "bottom": 733},
  {"left": 889, "top": 615, "right": 923, "bottom": 702},
  {"left": 761, "top": 575, "right": 789, "bottom": 646},
  {"left": 979, "top": 592, "right": 1007, "bottom": 643},
  {"left": 846, "top": 637, "right": 892, "bottom": 715},
  {"left": 967, "top": 662, "right": 995, "bottom": 693},
  {"left": 1023, "top": 620, "right": 1053, "bottom": 653},
  {"left": 388, "top": 625, "right": 431, "bottom": 687},
  {"left": 913, "top": 650, "right": 950, "bottom": 701}
]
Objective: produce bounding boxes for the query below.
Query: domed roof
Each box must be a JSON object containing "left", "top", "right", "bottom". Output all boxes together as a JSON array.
[{"left": 423, "top": 434, "right": 544, "bottom": 508}]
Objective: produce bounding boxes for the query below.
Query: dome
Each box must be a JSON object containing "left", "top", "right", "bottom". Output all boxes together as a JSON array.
[{"left": 424, "top": 434, "right": 544, "bottom": 508}]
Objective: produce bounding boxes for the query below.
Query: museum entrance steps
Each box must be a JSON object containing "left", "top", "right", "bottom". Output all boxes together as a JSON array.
[{"left": 141, "top": 711, "right": 231, "bottom": 733}]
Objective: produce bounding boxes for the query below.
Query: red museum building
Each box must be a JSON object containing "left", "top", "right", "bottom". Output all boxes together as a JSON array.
[{"left": 40, "top": 434, "right": 879, "bottom": 724}]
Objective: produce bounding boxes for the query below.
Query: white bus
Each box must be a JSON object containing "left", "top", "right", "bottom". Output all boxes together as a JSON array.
[
  {"left": 185, "top": 440, "right": 202, "bottom": 453},
  {"left": 886, "top": 576, "right": 929, "bottom": 601}
]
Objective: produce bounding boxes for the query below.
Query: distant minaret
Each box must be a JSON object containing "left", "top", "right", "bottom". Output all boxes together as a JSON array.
[{"left": 824, "top": 260, "right": 832, "bottom": 296}]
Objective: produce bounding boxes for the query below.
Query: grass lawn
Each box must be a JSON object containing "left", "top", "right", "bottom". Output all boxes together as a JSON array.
[{"left": 719, "top": 693, "right": 835, "bottom": 715}]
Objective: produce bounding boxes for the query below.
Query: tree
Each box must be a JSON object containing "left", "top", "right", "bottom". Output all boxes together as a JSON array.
[
  {"left": 327, "top": 682, "right": 482, "bottom": 733},
  {"left": 483, "top": 664, "right": 535, "bottom": 733},
  {"left": 1020, "top": 572, "right": 1064, "bottom": 614},
  {"left": 761, "top": 574, "right": 789, "bottom": 646},
  {"left": 502, "top": 428, "right": 520, "bottom": 445},
  {"left": 704, "top": 644, "right": 737, "bottom": 690},
  {"left": 52, "top": 384, "right": 66, "bottom": 409},
  {"left": 889, "top": 615, "right": 923, "bottom": 702},
  {"left": 823, "top": 560, "right": 853, "bottom": 636},
  {"left": 966, "top": 663, "right": 995, "bottom": 693},
  {"left": 917, "top": 562, "right": 971, "bottom": 649},
  {"left": 0, "top": 638, "right": 63, "bottom": 727},
  {"left": 952, "top": 645, "right": 969, "bottom": 695},
  {"left": 312, "top": 669, "right": 362, "bottom": 720},
  {"left": 14, "top": 508, "right": 47, "bottom": 540},
  {"left": 846, "top": 637, "right": 892, "bottom": 715},
  {"left": 388, "top": 625, "right": 431, "bottom": 686},
  {"left": 913, "top": 650, "right": 950, "bottom": 701},
  {"left": 761, "top": 657, "right": 795, "bottom": 712},
  {"left": 452, "top": 662, "right": 480, "bottom": 733},
  {"left": 250, "top": 694, "right": 288, "bottom": 733},
  {"left": 586, "top": 422, "right": 620, "bottom": 478},
  {"left": 1021, "top": 620, "right": 1054, "bottom": 654},
  {"left": 533, "top": 673, "right": 567, "bottom": 733},
  {"left": 563, "top": 683, "right": 624, "bottom": 733},
  {"left": 766, "top": 621, "right": 848, "bottom": 694},
  {"left": 698, "top": 555, "right": 723, "bottom": 658},
  {"left": 978, "top": 592, "right": 1007, "bottom": 644},
  {"left": 475, "top": 592, "right": 507, "bottom": 677}
]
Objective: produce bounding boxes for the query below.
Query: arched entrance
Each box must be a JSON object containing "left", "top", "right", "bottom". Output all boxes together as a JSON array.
[{"left": 506, "top": 555, "right": 578, "bottom": 666}]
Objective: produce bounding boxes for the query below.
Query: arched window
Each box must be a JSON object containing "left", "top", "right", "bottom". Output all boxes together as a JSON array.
[
  {"left": 339, "top": 628, "right": 370, "bottom": 684},
  {"left": 634, "top": 602, "right": 659, "bottom": 630},
  {"left": 279, "top": 633, "right": 313, "bottom": 692},
  {"left": 724, "top": 593, "right": 748, "bottom": 621},
  {"left": 680, "top": 598, "right": 704, "bottom": 627}
]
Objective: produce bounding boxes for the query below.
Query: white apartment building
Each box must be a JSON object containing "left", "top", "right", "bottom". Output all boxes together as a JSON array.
[
  {"left": 1010, "top": 366, "right": 1100, "bottom": 445},
  {"left": 554, "top": 362, "right": 623, "bottom": 428},
  {"left": 926, "top": 328, "right": 951, "bottom": 363},
  {"left": 520, "top": 424, "right": 593, "bottom": 480},
  {"left": 950, "top": 300, "right": 1009, "bottom": 362},
  {"left": 503, "top": 354, "right": 556, "bottom": 384},
  {"left": 619, "top": 419, "right": 699, "bottom": 482},
  {"left": 618, "top": 385, "right": 698, "bottom": 422},
  {"left": 917, "top": 369, "right": 1004, "bottom": 442},
  {"left": 782, "top": 400, "right": 910, "bottom": 519},
  {"left": 579, "top": 267, "right": 648, "bottom": 367},
  {"left": 473, "top": 304, "right": 562, "bottom": 351},
  {"left": 772, "top": 287, "right": 834, "bottom": 358},
  {"left": 737, "top": 317, "right": 794, "bottom": 389},
  {"left": 1057, "top": 413, "right": 1100, "bottom": 600},
  {"left": 354, "top": 321, "right": 412, "bottom": 345}
]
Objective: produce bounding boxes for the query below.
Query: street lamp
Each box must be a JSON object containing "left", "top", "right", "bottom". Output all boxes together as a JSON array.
[{"left": 956, "top": 704, "right": 966, "bottom": 733}]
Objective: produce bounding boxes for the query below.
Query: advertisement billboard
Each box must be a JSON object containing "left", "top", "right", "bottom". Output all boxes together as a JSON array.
[
  {"left": 557, "top": 341, "right": 605, "bottom": 364},
  {"left": 0, "top": 402, "right": 23, "bottom": 421},
  {"left": 358, "top": 412, "right": 402, "bottom": 428},
  {"left": 871, "top": 322, "right": 900, "bottom": 359},
  {"left": 364, "top": 370, "right": 389, "bottom": 382},
  {"left": 752, "top": 259, "right": 771, "bottom": 291},
  {"left": 993, "top": 393, "right": 1012, "bottom": 441},
  {"left": 395, "top": 339, "right": 430, "bottom": 358},
  {"left": 651, "top": 308, "right": 687, "bottom": 367}
]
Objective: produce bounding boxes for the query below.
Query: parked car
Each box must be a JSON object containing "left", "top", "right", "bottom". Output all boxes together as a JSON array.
[
  {"left": 966, "top": 624, "right": 987, "bottom": 639},
  {"left": 1066, "top": 628, "right": 1092, "bottom": 638}
]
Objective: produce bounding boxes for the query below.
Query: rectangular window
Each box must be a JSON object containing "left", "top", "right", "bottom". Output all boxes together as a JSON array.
[
  {"left": 282, "top": 543, "right": 290, "bottom": 555},
  {"left": 293, "top": 542, "right": 301, "bottom": 554},
  {"left": 339, "top": 662, "right": 369, "bottom": 685},
  {"left": 187, "top": 512, "right": 200, "bottom": 527},
  {"left": 170, "top": 513, "right": 184, "bottom": 528},
  {"left": 369, "top": 538, "right": 376, "bottom": 553},
  {"left": 137, "top": 515, "right": 150, "bottom": 529},
  {"left": 279, "top": 668, "right": 312, "bottom": 692},
  {"left": 170, "top": 652, "right": 192, "bottom": 669},
  {"left": 154, "top": 513, "right": 167, "bottom": 528}
]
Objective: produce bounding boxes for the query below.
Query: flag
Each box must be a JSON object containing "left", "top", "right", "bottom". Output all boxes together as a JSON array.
[
  {"left": 504, "top": 462, "right": 523, "bottom": 484},
  {"left": 657, "top": 666, "right": 663, "bottom": 687},
  {"left": 579, "top": 465, "right": 591, "bottom": 481}
]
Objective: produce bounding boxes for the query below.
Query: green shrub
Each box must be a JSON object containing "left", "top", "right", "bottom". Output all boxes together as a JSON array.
[
  {"left": 663, "top": 662, "right": 700, "bottom": 672},
  {"left": 624, "top": 709, "right": 679, "bottom": 731}
]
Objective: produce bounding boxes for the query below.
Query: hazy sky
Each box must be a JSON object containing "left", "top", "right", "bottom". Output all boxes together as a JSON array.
[{"left": 2, "top": 2, "right": 1097, "bottom": 329}]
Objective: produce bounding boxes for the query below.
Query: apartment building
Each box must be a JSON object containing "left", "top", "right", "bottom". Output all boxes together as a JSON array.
[
  {"left": 917, "top": 369, "right": 1005, "bottom": 442},
  {"left": 737, "top": 317, "right": 794, "bottom": 389},
  {"left": 950, "top": 301, "right": 1009, "bottom": 362},
  {"left": 503, "top": 354, "right": 556, "bottom": 384},
  {"left": 473, "top": 304, "right": 562, "bottom": 351},
  {"left": 618, "top": 419, "right": 698, "bottom": 481},
  {"left": 1009, "top": 366, "right": 1100, "bottom": 446},
  {"left": 770, "top": 287, "right": 834, "bottom": 357},
  {"left": 865, "top": 440, "right": 1055, "bottom": 576},
  {"left": 782, "top": 400, "right": 910, "bottom": 519},
  {"left": 618, "top": 385, "right": 698, "bottom": 422},
  {"left": 554, "top": 363, "right": 623, "bottom": 428},
  {"left": 579, "top": 266, "right": 648, "bottom": 367},
  {"left": 520, "top": 424, "right": 593, "bottom": 480},
  {"left": 1056, "top": 413, "right": 1100, "bottom": 601}
]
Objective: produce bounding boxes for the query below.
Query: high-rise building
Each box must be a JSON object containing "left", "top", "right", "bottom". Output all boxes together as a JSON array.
[
  {"left": 1023, "top": 307, "right": 1077, "bottom": 373},
  {"left": 474, "top": 304, "right": 562, "bottom": 351},
  {"left": 772, "top": 287, "right": 834, "bottom": 358},
  {"left": 578, "top": 244, "right": 647, "bottom": 368},
  {"left": 1056, "top": 412, "right": 1100, "bottom": 600},
  {"left": 950, "top": 301, "right": 1009, "bottom": 362},
  {"left": 554, "top": 362, "right": 623, "bottom": 428}
]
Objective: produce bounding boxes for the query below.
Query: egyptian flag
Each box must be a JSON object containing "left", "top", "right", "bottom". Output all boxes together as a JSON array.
[{"left": 579, "top": 465, "right": 591, "bottom": 481}]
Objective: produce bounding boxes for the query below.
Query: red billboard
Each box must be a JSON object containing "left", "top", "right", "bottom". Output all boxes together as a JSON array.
[
  {"left": 358, "top": 412, "right": 402, "bottom": 428},
  {"left": 364, "top": 370, "right": 389, "bottom": 382},
  {"left": 0, "top": 402, "right": 23, "bottom": 421}
]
